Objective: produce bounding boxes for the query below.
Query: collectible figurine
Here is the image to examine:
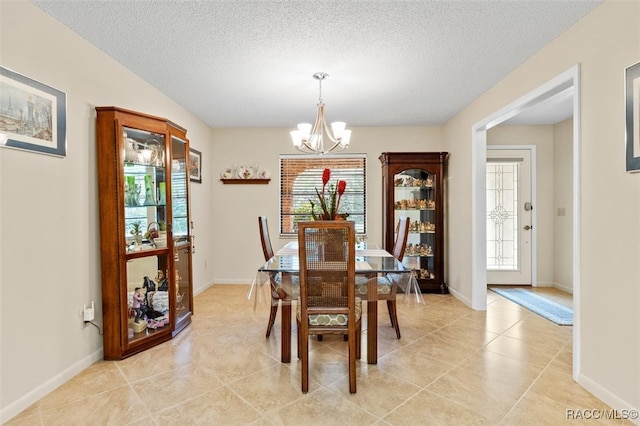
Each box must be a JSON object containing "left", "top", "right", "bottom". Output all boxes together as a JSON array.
[{"left": 133, "top": 287, "right": 145, "bottom": 323}]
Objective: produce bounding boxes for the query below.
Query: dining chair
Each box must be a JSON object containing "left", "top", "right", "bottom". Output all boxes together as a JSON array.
[
  {"left": 258, "top": 215, "right": 283, "bottom": 338},
  {"left": 297, "top": 221, "right": 361, "bottom": 394},
  {"left": 356, "top": 215, "right": 410, "bottom": 339}
]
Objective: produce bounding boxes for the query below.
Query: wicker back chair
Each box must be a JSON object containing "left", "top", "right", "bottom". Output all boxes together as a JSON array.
[
  {"left": 297, "top": 221, "right": 361, "bottom": 393},
  {"left": 259, "top": 216, "right": 282, "bottom": 338},
  {"left": 356, "top": 216, "right": 410, "bottom": 339}
]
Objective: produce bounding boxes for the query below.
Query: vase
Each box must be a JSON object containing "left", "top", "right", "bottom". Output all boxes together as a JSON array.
[
  {"left": 143, "top": 175, "right": 155, "bottom": 205},
  {"left": 125, "top": 176, "right": 140, "bottom": 206},
  {"left": 157, "top": 182, "right": 166, "bottom": 205},
  {"left": 155, "top": 231, "right": 167, "bottom": 248},
  {"left": 124, "top": 139, "right": 138, "bottom": 162}
]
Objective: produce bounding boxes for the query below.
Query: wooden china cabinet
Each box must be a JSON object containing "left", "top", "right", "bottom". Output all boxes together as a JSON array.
[
  {"left": 96, "top": 106, "right": 193, "bottom": 360},
  {"left": 380, "top": 152, "right": 448, "bottom": 293}
]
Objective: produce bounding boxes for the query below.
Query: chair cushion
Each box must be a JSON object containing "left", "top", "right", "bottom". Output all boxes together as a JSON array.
[
  {"left": 355, "top": 275, "right": 393, "bottom": 296},
  {"left": 297, "top": 297, "right": 362, "bottom": 326}
]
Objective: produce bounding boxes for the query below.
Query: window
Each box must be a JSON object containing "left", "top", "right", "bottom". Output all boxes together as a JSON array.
[
  {"left": 280, "top": 154, "right": 366, "bottom": 235},
  {"left": 486, "top": 161, "right": 519, "bottom": 270}
]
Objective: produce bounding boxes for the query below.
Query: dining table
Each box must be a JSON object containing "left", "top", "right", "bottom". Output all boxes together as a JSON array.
[{"left": 251, "top": 241, "right": 422, "bottom": 364}]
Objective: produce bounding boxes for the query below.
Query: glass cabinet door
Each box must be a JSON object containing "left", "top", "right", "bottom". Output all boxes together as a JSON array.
[
  {"left": 123, "top": 127, "right": 168, "bottom": 252},
  {"left": 122, "top": 127, "right": 171, "bottom": 343},
  {"left": 393, "top": 169, "right": 438, "bottom": 282},
  {"left": 170, "top": 135, "right": 192, "bottom": 327},
  {"left": 125, "top": 256, "right": 171, "bottom": 342},
  {"left": 174, "top": 245, "right": 191, "bottom": 324},
  {"left": 170, "top": 136, "right": 189, "bottom": 244}
]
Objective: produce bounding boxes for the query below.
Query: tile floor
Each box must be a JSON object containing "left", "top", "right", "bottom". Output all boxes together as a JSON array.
[{"left": 7, "top": 285, "right": 627, "bottom": 425}]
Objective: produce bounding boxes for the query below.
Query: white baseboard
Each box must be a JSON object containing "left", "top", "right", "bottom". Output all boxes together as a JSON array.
[
  {"left": 1, "top": 348, "right": 103, "bottom": 424},
  {"left": 193, "top": 279, "right": 216, "bottom": 296},
  {"left": 553, "top": 281, "right": 574, "bottom": 294},
  {"left": 578, "top": 372, "right": 639, "bottom": 425},
  {"left": 211, "top": 279, "right": 253, "bottom": 285},
  {"left": 447, "top": 286, "right": 474, "bottom": 309}
]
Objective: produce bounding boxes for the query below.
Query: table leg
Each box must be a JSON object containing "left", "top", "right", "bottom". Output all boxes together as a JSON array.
[
  {"left": 281, "top": 272, "right": 293, "bottom": 363},
  {"left": 281, "top": 301, "right": 291, "bottom": 363},
  {"left": 367, "top": 274, "right": 377, "bottom": 364}
]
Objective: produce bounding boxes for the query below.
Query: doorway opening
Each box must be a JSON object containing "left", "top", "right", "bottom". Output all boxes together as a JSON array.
[{"left": 471, "top": 65, "right": 581, "bottom": 380}]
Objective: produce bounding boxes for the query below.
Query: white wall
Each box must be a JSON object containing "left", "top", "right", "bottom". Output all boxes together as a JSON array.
[
  {"left": 553, "top": 119, "right": 574, "bottom": 292},
  {"left": 487, "top": 125, "right": 555, "bottom": 286},
  {"left": 0, "top": 2, "right": 215, "bottom": 421},
  {"left": 444, "top": 0, "right": 639, "bottom": 414},
  {"left": 209, "top": 127, "right": 444, "bottom": 283}
]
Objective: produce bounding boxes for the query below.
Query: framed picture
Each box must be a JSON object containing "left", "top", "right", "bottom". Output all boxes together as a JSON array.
[
  {"left": 626, "top": 61, "right": 640, "bottom": 172},
  {"left": 189, "top": 148, "right": 202, "bottom": 183},
  {"left": 0, "top": 66, "right": 66, "bottom": 157}
]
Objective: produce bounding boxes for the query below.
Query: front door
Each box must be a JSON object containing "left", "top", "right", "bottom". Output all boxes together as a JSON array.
[{"left": 486, "top": 148, "right": 533, "bottom": 285}]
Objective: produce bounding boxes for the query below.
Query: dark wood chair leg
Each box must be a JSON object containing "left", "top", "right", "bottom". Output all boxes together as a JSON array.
[
  {"left": 386, "top": 300, "right": 395, "bottom": 327},
  {"left": 301, "top": 326, "right": 309, "bottom": 393},
  {"left": 348, "top": 327, "right": 356, "bottom": 394},
  {"left": 265, "top": 300, "right": 279, "bottom": 338},
  {"left": 355, "top": 322, "right": 362, "bottom": 360},
  {"left": 388, "top": 300, "right": 401, "bottom": 339},
  {"left": 297, "top": 319, "right": 301, "bottom": 359}
]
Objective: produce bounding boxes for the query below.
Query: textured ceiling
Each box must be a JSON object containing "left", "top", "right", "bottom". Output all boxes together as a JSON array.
[{"left": 32, "top": 0, "right": 601, "bottom": 128}]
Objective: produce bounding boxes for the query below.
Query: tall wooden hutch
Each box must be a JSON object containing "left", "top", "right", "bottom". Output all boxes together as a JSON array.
[
  {"left": 96, "top": 106, "right": 193, "bottom": 360},
  {"left": 380, "top": 152, "right": 448, "bottom": 293}
]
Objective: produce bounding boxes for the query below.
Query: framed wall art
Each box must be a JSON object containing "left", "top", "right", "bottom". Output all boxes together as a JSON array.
[
  {"left": 189, "top": 147, "right": 202, "bottom": 183},
  {"left": 625, "top": 61, "right": 640, "bottom": 172},
  {"left": 0, "top": 66, "right": 67, "bottom": 157}
]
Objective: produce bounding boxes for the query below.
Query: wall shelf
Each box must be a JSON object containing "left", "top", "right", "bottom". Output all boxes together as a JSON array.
[{"left": 220, "top": 178, "right": 270, "bottom": 185}]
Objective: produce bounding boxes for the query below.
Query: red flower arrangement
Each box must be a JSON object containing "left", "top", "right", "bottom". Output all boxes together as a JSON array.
[{"left": 310, "top": 168, "right": 349, "bottom": 220}]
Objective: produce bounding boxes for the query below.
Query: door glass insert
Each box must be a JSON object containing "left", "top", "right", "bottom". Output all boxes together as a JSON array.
[{"left": 486, "top": 162, "right": 519, "bottom": 270}]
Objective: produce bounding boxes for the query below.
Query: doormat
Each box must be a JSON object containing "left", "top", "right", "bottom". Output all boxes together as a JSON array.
[{"left": 490, "top": 287, "right": 573, "bottom": 326}]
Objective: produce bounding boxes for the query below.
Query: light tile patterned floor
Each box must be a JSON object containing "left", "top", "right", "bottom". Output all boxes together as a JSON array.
[{"left": 7, "top": 285, "right": 628, "bottom": 425}]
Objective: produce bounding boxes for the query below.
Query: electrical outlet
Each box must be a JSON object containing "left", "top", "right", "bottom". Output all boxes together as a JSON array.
[{"left": 84, "top": 301, "right": 95, "bottom": 322}]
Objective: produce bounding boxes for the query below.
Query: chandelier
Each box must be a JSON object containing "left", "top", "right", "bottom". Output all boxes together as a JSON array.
[{"left": 290, "top": 72, "right": 351, "bottom": 154}]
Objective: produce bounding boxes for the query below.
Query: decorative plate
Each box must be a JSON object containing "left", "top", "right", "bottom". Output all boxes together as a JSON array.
[
  {"left": 237, "top": 165, "right": 254, "bottom": 179},
  {"left": 220, "top": 168, "right": 233, "bottom": 179},
  {"left": 258, "top": 169, "right": 271, "bottom": 179}
]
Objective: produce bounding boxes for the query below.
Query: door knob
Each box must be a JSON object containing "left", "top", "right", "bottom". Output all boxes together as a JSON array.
[{"left": 524, "top": 225, "right": 532, "bottom": 230}]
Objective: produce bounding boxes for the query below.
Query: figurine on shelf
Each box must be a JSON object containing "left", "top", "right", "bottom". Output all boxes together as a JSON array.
[
  {"left": 156, "top": 270, "right": 168, "bottom": 291},
  {"left": 133, "top": 287, "right": 145, "bottom": 323},
  {"left": 142, "top": 276, "right": 156, "bottom": 304}
]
